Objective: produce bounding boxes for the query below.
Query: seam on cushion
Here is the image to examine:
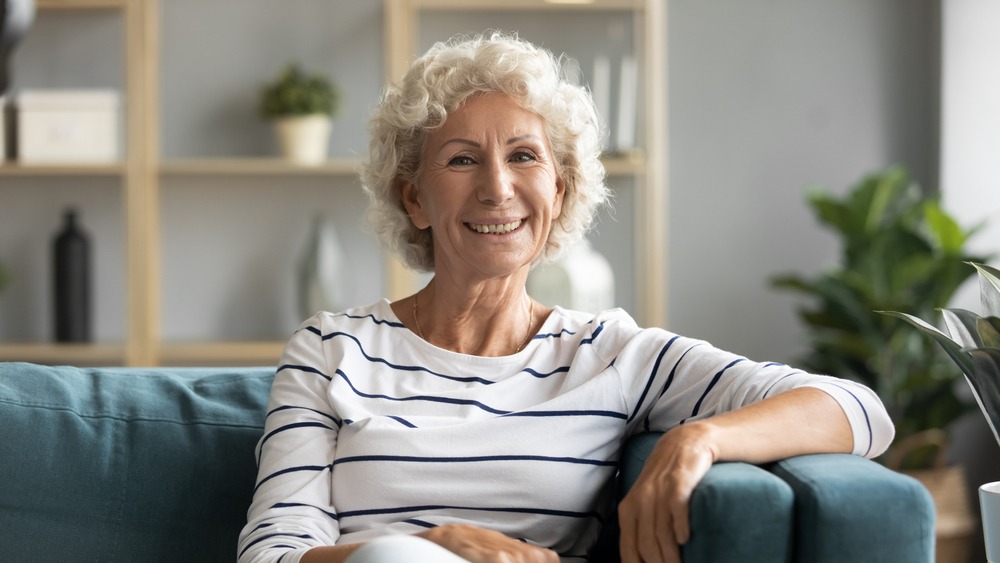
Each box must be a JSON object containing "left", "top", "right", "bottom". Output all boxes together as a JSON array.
[{"left": 0, "top": 397, "right": 264, "bottom": 428}]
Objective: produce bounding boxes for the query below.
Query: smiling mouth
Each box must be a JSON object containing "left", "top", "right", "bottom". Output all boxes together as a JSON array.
[{"left": 466, "top": 220, "right": 523, "bottom": 234}]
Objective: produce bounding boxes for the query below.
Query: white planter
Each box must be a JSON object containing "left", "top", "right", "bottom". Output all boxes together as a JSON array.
[{"left": 273, "top": 114, "right": 331, "bottom": 165}]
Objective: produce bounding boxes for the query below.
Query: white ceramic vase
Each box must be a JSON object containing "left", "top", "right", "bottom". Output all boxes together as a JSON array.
[
  {"left": 274, "top": 114, "right": 331, "bottom": 165},
  {"left": 298, "top": 214, "right": 346, "bottom": 319}
]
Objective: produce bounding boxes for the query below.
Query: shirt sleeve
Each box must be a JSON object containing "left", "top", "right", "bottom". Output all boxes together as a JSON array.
[
  {"left": 238, "top": 314, "right": 342, "bottom": 563},
  {"left": 614, "top": 327, "right": 894, "bottom": 459}
]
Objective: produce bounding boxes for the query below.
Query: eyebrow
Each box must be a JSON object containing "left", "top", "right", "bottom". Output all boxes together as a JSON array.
[{"left": 441, "top": 134, "right": 544, "bottom": 149}]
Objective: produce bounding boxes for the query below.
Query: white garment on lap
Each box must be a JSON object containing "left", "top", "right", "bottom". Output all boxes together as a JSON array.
[{"left": 345, "top": 535, "right": 471, "bottom": 563}]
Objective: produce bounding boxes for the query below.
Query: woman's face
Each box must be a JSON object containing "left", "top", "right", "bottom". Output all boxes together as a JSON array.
[{"left": 402, "top": 92, "right": 565, "bottom": 281}]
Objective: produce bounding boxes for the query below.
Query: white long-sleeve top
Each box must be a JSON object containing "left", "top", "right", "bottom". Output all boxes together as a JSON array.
[{"left": 238, "top": 300, "right": 893, "bottom": 563}]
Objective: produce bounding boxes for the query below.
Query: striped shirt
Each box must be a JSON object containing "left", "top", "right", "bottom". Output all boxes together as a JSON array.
[{"left": 238, "top": 300, "right": 893, "bottom": 563}]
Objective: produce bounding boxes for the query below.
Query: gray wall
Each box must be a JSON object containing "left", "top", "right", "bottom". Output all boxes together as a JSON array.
[{"left": 666, "top": 0, "right": 940, "bottom": 363}]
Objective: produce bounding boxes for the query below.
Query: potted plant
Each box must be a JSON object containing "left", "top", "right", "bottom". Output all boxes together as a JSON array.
[
  {"left": 258, "top": 63, "right": 340, "bottom": 165},
  {"left": 771, "top": 166, "right": 991, "bottom": 561},
  {"left": 772, "top": 166, "right": 989, "bottom": 452},
  {"left": 883, "top": 263, "right": 1000, "bottom": 560}
]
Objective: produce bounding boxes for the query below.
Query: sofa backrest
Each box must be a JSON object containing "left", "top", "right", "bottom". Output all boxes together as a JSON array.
[{"left": 0, "top": 362, "right": 274, "bottom": 563}]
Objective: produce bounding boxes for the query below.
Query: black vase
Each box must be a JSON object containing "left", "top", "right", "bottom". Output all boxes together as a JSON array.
[{"left": 53, "top": 209, "right": 91, "bottom": 342}]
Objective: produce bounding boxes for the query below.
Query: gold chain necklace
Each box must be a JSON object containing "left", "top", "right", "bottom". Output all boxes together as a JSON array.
[{"left": 412, "top": 294, "right": 535, "bottom": 354}]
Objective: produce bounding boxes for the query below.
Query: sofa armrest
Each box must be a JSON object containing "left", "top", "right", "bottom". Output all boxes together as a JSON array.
[
  {"left": 618, "top": 432, "right": 794, "bottom": 563},
  {"left": 771, "top": 454, "right": 935, "bottom": 563}
]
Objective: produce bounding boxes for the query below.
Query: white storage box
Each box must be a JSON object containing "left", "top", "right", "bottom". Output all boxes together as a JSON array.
[{"left": 17, "top": 89, "right": 119, "bottom": 164}]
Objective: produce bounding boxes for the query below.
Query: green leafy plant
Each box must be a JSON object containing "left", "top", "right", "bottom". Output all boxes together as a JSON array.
[
  {"left": 882, "top": 263, "right": 1000, "bottom": 448},
  {"left": 258, "top": 64, "right": 340, "bottom": 119},
  {"left": 771, "top": 166, "right": 990, "bottom": 465}
]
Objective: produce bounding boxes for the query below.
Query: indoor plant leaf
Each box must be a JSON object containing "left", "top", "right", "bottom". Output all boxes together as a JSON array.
[
  {"left": 967, "top": 348, "right": 1000, "bottom": 448},
  {"left": 940, "top": 308, "right": 986, "bottom": 349},
  {"left": 972, "top": 263, "right": 1000, "bottom": 317},
  {"left": 878, "top": 311, "right": 974, "bottom": 378},
  {"left": 923, "top": 201, "right": 967, "bottom": 255},
  {"left": 978, "top": 317, "right": 1000, "bottom": 349}
]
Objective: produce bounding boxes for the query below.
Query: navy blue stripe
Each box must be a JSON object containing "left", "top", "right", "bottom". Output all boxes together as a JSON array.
[
  {"left": 644, "top": 343, "right": 701, "bottom": 431},
  {"left": 257, "top": 421, "right": 336, "bottom": 465},
  {"left": 278, "top": 363, "right": 333, "bottom": 381},
  {"left": 523, "top": 366, "right": 570, "bottom": 378},
  {"left": 340, "top": 312, "right": 406, "bottom": 328},
  {"left": 255, "top": 464, "right": 331, "bottom": 493},
  {"left": 308, "top": 328, "right": 494, "bottom": 385},
  {"left": 535, "top": 327, "right": 577, "bottom": 339},
  {"left": 628, "top": 336, "right": 680, "bottom": 424},
  {"left": 388, "top": 415, "right": 417, "bottom": 428},
  {"left": 580, "top": 322, "right": 606, "bottom": 345},
  {"left": 829, "top": 383, "right": 874, "bottom": 457},
  {"left": 266, "top": 404, "right": 342, "bottom": 426},
  {"left": 333, "top": 454, "right": 617, "bottom": 467},
  {"left": 334, "top": 368, "right": 510, "bottom": 414},
  {"left": 761, "top": 372, "right": 799, "bottom": 399},
  {"left": 272, "top": 502, "right": 340, "bottom": 521},
  {"left": 337, "top": 503, "right": 603, "bottom": 523},
  {"left": 239, "top": 532, "right": 313, "bottom": 559},
  {"left": 504, "top": 409, "right": 627, "bottom": 420},
  {"left": 261, "top": 421, "right": 335, "bottom": 445},
  {"left": 403, "top": 518, "right": 437, "bottom": 529},
  {"left": 690, "top": 358, "right": 747, "bottom": 418}
]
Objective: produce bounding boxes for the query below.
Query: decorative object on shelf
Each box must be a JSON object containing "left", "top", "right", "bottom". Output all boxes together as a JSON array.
[
  {"left": 527, "top": 238, "right": 614, "bottom": 314},
  {"left": 615, "top": 54, "right": 638, "bottom": 154},
  {"left": 258, "top": 63, "right": 340, "bottom": 165},
  {"left": 52, "top": 208, "right": 91, "bottom": 343},
  {"left": 771, "top": 166, "right": 990, "bottom": 462},
  {"left": 0, "top": 0, "right": 35, "bottom": 96},
  {"left": 882, "top": 263, "right": 1000, "bottom": 563},
  {"left": 16, "top": 89, "right": 120, "bottom": 164},
  {"left": 298, "top": 214, "right": 347, "bottom": 319}
]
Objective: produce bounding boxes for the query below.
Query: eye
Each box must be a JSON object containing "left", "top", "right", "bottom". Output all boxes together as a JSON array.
[
  {"left": 448, "top": 155, "right": 476, "bottom": 166},
  {"left": 511, "top": 151, "right": 538, "bottom": 163}
]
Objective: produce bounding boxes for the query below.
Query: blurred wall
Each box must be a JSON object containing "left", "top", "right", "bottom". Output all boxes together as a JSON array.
[{"left": 665, "top": 0, "right": 940, "bottom": 362}]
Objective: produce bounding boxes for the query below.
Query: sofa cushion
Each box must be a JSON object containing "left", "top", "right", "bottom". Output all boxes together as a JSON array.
[
  {"left": 0, "top": 362, "right": 273, "bottom": 562},
  {"left": 772, "top": 453, "right": 935, "bottom": 563}
]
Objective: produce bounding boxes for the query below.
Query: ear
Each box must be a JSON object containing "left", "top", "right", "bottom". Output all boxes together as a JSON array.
[
  {"left": 399, "top": 178, "right": 431, "bottom": 230},
  {"left": 551, "top": 175, "right": 566, "bottom": 219}
]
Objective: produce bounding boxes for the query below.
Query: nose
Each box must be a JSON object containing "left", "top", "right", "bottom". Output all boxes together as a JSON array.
[{"left": 476, "top": 158, "right": 515, "bottom": 205}]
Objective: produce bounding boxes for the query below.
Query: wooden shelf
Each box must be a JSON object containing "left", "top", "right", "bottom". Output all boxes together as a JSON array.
[
  {"left": 0, "top": 163, "right": 125, "bottom": 176},
  {"left": 158, "top": 341, "right": 285, "bottom": 366},
  {"left": 411, "top": 0, "right": 644, "bottom": 10},
  {"left": 38, "top": 0, "right": 126, "bottom": 10},
  {"left": 159, "top": 158, "right": 363, "bottom": 177},
  {"left": 0, "top": 343, "right": 126, "bottom": 365}
]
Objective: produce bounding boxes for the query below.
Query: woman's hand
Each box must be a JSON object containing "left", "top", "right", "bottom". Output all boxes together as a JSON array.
[
  {"left": 617, "top": 422, "right": 718, "bottom": 563},
  {"left": 419, "top": 523, "right": 559, "bottom": 563}
]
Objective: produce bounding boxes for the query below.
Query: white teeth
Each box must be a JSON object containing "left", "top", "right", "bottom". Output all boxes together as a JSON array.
[{"left": 469, "top": 220, "right": 522, "bottom": 234}]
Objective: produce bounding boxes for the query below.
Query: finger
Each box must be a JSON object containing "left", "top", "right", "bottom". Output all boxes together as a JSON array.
[
  {"left": 651, "top": 492, "right": 687, "bottom": 563},
  {"left": 618, "top": 498, "right": 641, "bottom": 563},
  {"left": 672, "top": 493, "right": 691, "bottom": 546}
]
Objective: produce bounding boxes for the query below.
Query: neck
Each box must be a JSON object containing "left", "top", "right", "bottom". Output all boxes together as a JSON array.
[{"left": 404, "top": 277, "right": 539, "bottom": 357}]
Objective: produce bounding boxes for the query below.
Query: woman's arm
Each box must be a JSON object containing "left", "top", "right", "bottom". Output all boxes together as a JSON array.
[{"left": 617, "top": 387, "right": 854, "bottom": 563}]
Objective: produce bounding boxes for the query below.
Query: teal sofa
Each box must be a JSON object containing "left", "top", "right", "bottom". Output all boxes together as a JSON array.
[{"left": 0, "top": 362, "right": 934, "bottom": 562}]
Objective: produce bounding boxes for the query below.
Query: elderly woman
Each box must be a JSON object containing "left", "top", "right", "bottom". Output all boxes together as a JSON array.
[{"left": 239, "top": 33, "right": 893, "bottom": 563}]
